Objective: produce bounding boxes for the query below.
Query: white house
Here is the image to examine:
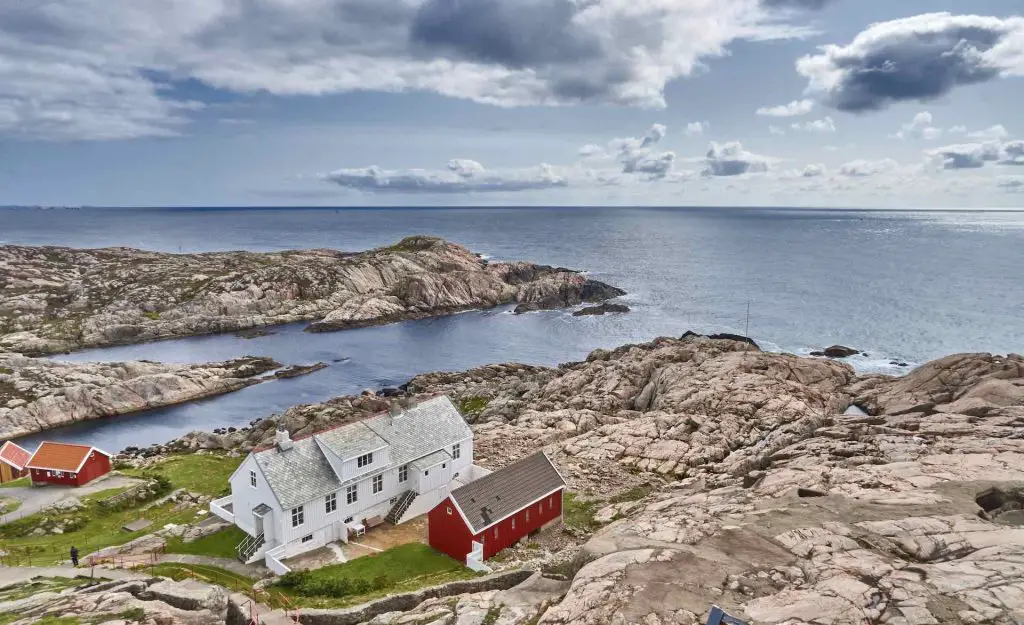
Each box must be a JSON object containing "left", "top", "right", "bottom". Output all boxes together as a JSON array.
[{"left": 210, "top": 395, "right": 485, "bottom": 574}]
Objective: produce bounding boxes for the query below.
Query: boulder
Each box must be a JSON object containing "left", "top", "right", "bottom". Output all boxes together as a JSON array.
[
  {"left": 572, "top": 303, "right": 630, "bottom": 317},
  {"left": 823, "top": 345, "right": 859, "bottom": 358}
]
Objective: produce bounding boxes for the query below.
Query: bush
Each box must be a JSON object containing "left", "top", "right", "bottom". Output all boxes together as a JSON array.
[{"left": 276, "top": 570, "right": 311, "bottom": 589}]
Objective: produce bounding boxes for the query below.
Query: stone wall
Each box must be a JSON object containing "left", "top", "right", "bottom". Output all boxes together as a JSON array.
[{"left": 297, "top": 569, "right": 534, "bottom": 625}]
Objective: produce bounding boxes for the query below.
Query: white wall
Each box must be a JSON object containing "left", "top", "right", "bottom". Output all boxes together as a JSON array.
[{"left": 229, "top": 456, "right": 279, "bottom": 541}]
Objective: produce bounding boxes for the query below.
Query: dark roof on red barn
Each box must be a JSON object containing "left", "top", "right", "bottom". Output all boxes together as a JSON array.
[{"left": 450, "top": 452, "right": 566, "bottom": 533}]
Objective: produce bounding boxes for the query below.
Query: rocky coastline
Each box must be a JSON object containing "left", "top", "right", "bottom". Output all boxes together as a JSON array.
[
  {"left": 151, "top": 334, "right": 1024, "bottom": 624},
  {"left": 0, "top": 353, "right": 282, "bottom": 440},
  {"left": 0, "top": 236, "right": 625, "bottom": 355}
]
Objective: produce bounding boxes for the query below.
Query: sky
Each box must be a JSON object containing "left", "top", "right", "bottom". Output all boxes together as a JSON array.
[{"left": 1, "top": 0, "right": 1023, "bottom": 208}]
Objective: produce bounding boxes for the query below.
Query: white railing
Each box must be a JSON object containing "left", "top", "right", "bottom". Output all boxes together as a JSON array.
[
  {"left": 466, "top": 541, "right": 491, "bottom": 573},
  {"left": 209, "top": 496, "right": 234, "bottom": 523},
  {"left": 265, "top": 544, "right": 291, "bottom": 575}
]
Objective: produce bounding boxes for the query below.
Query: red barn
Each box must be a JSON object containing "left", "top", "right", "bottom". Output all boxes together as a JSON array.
[
  {"left": 0, "top": 441, "right": 30, "bottom": 484},
  {"left": 27, "top": 442, "right": 112, "bottom": 487},
  {"left": 429, "top": 452, "right": 566, "bottom": 565}
]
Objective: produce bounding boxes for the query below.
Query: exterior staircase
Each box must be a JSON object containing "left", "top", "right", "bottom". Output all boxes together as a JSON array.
[
  {"left": 385, "top": 490, "right": 417, "bottom": 524},
  {"left": 236, "top": 532, "right": 265, "bottom": 563}
]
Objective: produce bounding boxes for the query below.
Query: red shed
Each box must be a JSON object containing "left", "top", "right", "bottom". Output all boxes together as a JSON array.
[
  {"left": 429, "top": 452, "right": 566, "bottom": 565},
  {"left": 27, "top": 442, "right": 112, "bottom": 487},
  {"left": 0, "top": 441, "right": 30, "bottom": 484}
]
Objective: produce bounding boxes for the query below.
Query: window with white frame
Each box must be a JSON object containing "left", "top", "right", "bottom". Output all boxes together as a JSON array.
[
  {"left": 344, "top": 516, "right": 353, "bottom": 524},
  {"left": 372, "top": 474, "right": 383, "bottom": 494},
  {"left": 493, "top": 527, "right": 499, "bottom": 539},
  {"left": 357, "top": 452, "right": 373, "bottom": 468},
  {"left": 325, "top": 492, "right": 337, "bottom": 513},
  {"left": 291, "top": 506, "right": 304, "bottom": 527},
  {"left": 346, "top": 484, "right": 358, "bottom": 505},
  {"left": 451, "top": 442, "right": 461, "bottom": 460},
  {"left": 512, "top": 518, "right": 516, "bottom": 529},
  {"left": 398, "top": 464, "right": 408, "bottom": 482},
  {"left": 302, "top": 534, "right": 313, "bottom": 543},
  {"left": 526, "top": 509, "right": 530, "bottom": 522},
  {"left": 249, "top": 470, "right": 257, "bottom": 488}
]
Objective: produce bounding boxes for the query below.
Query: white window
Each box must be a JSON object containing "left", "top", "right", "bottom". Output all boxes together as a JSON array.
[
  {"left": 372, "top": 474, "right": 383, "bottom": 494},
  {"left": 446, "top": 507, "right": 452, "bottom": 515},
  {"left": 325, "top": 493, "right": 337, "bottom": 513},
  {"left": 493, "top": 527, "right": 499, "bottom": 539},
  {"left": 357, "top": 452, "right": 373, "bottom": 468},
  {"left": 526, "top": 509, "right": 530, "bottom": 522},
  {"left": 291, "top": 506, "right": 304, "bottom": 527},
  {"left": 249, "top": 470, "right": 257, "bottom": 488},
  {"left": 424, "top": 469, "right": 429, "bottom": 476},
  {"left": 302, "top": 534, "right": 313, "bottom": 543},
  {"left": 512, "top": 518, "right": 516, "bottom": 529},
  {"left": 442, "top": 463, "right": 446, "bottom": 469},
  {"left": 346, "top": 484, "right": 358, "bottom": 505},
  {"left": 398, "top": 465, "right": 408, "bottom": 483},
  {"left": 344, "top": 516, "right": 354, "bottom": 524},
  {"left": 452, "top": 443, "right": 461, "bottom": 460}
]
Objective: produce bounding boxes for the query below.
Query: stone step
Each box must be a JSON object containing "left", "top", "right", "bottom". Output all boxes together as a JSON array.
[{"left": 260, "top": 609, "right": 297, "bottom": 625}]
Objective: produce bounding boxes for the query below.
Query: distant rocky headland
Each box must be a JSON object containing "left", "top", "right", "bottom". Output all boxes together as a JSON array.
[{"left": 0, "top": 235, "right": 625, "bottom": 355}]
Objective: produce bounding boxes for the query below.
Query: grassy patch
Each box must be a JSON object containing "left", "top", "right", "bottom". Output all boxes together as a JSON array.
[
  {"left": 482, "top": 607, "right": 503, "bottom": 625},
  {"left": 0, "top": 476, "right": 30, "bottom": 488},
  {"left": 0, "top": 576, "right": 100, "bottom": 602},
  {"left": 165, "top": 526, "right": 248, "bottom": 559},
  {"left": 456, "top": 396, "right": 490, "bottom": 416},
  {"left": 81, "top": 487, "right": 131, "bottom": 504},
  {"left": 562, "top": 492, "right": 601, "bottom": 532},
  {"left": 0, "top": 498, "right": 21, "bottom": 515},
  {"left": 142, "top": 311, "right": 161, "bottom": 320},
  {"left": 608, "top": 484, "right": 653, "bottom": 504},
  {"left": 0, "top": 366, "right": 12, "bottom": 374},
  {"left": 275, "top": 543, "right": 480, "bottom": 608},
  {"left": 150, "top": 563, "right": 255, "bottom": 595},
  {"left": 122, "top": 454, "right": 242, "bottom": 497}
]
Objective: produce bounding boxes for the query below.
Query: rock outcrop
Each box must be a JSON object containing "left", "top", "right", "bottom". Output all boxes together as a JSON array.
[
  {"left": 0, "top": 353, "right": 279, "bottom": 439},
  {"left": 572, "top": 302, "right": 630, "bottom": 316},
  {"left": 167, "top": 335, "right": 1024, "bottom": 624},
  {"left": 0, "top": 236, "right": 624, "bottom": 354}
]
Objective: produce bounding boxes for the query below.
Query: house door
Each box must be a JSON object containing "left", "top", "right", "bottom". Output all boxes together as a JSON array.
[{"left": 253, "top": 512, "right": 265, "bottom": 537}]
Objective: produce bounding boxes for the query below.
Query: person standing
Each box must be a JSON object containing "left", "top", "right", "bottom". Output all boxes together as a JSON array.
[{"left": 70, "top": 546, "right": 79, "bottom": 567}]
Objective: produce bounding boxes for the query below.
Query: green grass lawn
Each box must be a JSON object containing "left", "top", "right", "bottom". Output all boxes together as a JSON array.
[
  {"left": 0, "top": 477, "right": 29, "bottom": 489},
  {"left": 80, "top": 487, "right": 131, "bottom": 504},
  {"left": 150, "top": 562, "right": 255, "bottom": 595},
  {"left": 0, "top": 497, "right": 21, "bottom": 515},
  {"left": 122, "top": 454, "right": 242, "bottom": 497},
  {"left": 275, "top": 543, "right": 481, "bottom": 608},
  {"left": 562, "top": 492, "right": 601, "bottom": 532},
  {"left": 165, "top": 525, "right": 248, "bottom": 559}
]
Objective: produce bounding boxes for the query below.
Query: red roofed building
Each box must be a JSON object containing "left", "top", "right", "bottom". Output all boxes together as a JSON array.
[
  {"left": 428, "top": 452, "right": 566, "bottom": 568},
  {"left": 0, "top": 441, "right": 30, "bottom": 484},
  {"left": 27, "top": 442, "right": 112, "bottom": 487}
]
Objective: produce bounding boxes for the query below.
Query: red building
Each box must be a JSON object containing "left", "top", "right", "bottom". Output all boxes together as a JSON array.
[
  {"left": 27, "top": 442, "right": 112, "bottom": 487},
  {"left": 0, "top": 441, "right": 30, "bottom": 484},
  {"left": 428, "top": 452, "right": 566, "bottom": 565}
]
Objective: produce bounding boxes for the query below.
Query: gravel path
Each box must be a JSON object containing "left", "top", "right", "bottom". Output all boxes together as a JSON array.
[{"left": 0, "top": 474, "right": 142, "bottom": 523}]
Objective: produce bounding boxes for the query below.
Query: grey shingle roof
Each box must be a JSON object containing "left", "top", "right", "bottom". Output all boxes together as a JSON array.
[
  {"left": 450, "top": 452, "right": 566, "bottom": 533},
  {"left": 250, "top": 395, "right": 471, "bottom": 511},
  {"left": 410, "top": 449, "right": 451, "bottom": 472},
  {"left": 253, "top": 437, "right": 341, "bottom": 510},
  {"left": 362, "top": 396, "right": 472, "bottom": 466},
  {"left": 316, "top": 423, "right": 387, "bottom": 460}
]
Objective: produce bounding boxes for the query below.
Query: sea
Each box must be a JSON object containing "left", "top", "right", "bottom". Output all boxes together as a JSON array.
[{"left": 2, "top": 206, "right": 1023, "bottom": 453}]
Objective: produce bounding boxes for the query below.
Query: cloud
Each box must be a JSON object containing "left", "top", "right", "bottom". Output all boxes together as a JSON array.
[
  {"left": 791, "top": 116, "right": 836, "bottom": 133},
  {"left": 949, "top": 126, "right": 968, "bottom": 135},
  {"left": 998, "top": 178, "right": 1024, "bottom": 191},
  {"left": 324, "top": 159, "right": 568, "bottom": 193},
  {"left": 1000, "top": 141, "right": 1024, "bottom": 166},
  {"left": 797, "top": 13, "right": 1024, "bottom": 112},
  {"left": 600, "top": 124, "right": 678, "bottom": 178},
  {"left": 756, "top": 99, "right": 815, "bottom": 117},
  {"left": 838, "top": 159, "right": 899, "bottom": 177},
  {"left": 0, "top": 0, "right": 826, "bottom": 140},
  {"left": 685, "top": 121, "right": 710, "bottom": 136},
  {"left": 769, "top": 125, "right": 786, "bottom": 136},
  {"left": 760, "top": 0, "right": 835, "bottom": 9},
  {"left": 703, "top": 142, "right": 770, "bottom": 176},
  {"left": 927, "top": 141, "right": 1003, "bottom": 170},
  {"left": 893, "top": 112, "right": 942, "bottom": 140},
  {"left": 779, "top": 163, "right": 826, "bottom": 179},
  {"left": 968, "top": 124, "right": 1010, "bottom": 140}
]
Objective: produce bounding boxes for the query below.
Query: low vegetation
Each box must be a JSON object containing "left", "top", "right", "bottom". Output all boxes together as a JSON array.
[
  {"left": 608, "top": 484, "right": 653, "bottom": 504},
  {"left": 165, "top": 525, "right": 248, "bottom": 559},
  {"left": 0, "top": 576, "right": 100, "bottom": 602},
  {"left": 150, "top": 563, "right": 255, "bottom": 596},
  {"left": 122, "top": 454, "right": 242, "bottom": 497},
  {"left": 0, "top": 476, "right": 29, "bottom": 489},
  {"left": 0, "top": 497, "right": 21, "bottom": 515},
  {"left": 562, "top": 492, "right": 601, "bottom": 532},
  {"left": 275, "top": 543, "right": 480, "bottom": 608},
  {"left": 456, "top": 396, "right": 490, "bottom": 416}
]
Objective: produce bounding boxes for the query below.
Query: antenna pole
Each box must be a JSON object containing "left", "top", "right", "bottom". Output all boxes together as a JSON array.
[{"left": 745, "top": 301, "right": 750, "bottom": 337}]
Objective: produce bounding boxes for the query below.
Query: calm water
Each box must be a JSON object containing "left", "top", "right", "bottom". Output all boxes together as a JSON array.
[{"left": 3, "top": 207, "right": 1023, "bottom": 452}]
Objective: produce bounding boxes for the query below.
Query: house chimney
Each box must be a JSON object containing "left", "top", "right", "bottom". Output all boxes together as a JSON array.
[
  {"left": 388, "top": 401, "right": 402, "bottom": 419},
  {"left": 275, "top": 427, "right": 293, "bottom": 452}
]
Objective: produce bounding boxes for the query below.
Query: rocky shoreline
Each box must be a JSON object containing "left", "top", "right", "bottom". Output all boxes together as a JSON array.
[
  {"left": 0, "top": 236, "right": 624, "bottom": 355},
  {"left": 148, "top": 333, "right": 1024, "bottom": 624},
  {"left": 0, "top": 353, "right": 282, "bottom": 440}
]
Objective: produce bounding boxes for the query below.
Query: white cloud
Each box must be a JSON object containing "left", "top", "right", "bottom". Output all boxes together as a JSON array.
[
  {"left": 927, "top": 140, "right": 1007, "bottom": 169},
  {"left": 967, "top": 125, "right": 1010, "bottom": 140},
  {"left": 948, "top": 126, "right": 968, "bottom": 135},
  {"left": 893, "top": 112, "right": 942, "bottom": 140},
  {"left": 798, "top": 13, "right": 1024, "bottom": 112},
  {"left": 998, "top": 177, "right": 1024, "bottom": 192},
  {"left": 324, "top": 159, "right": 569, "bottom": 194},
  {"left": 838, "top": 159, "right": 900, "bottom": 177},
  {"left": 685, "top": 121, "right": 710, "bottom": 136},
  {"left": 791, "top": 116, "right": 836, "bottom": 133},
  {"left": 779, "top": 163, "right": 826, "bottom": 179},
  {"left": 756, "top": 99, "right": 815, "bottom": 117},
  {"left": 703, "top": 142, "right": 771, "bottom": 176},
  {"left": 0, "top": 0, "right": 820, "bottom": 140},
  {"left": 769, "top": 125, "right": 786, "bottom": 136}
]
